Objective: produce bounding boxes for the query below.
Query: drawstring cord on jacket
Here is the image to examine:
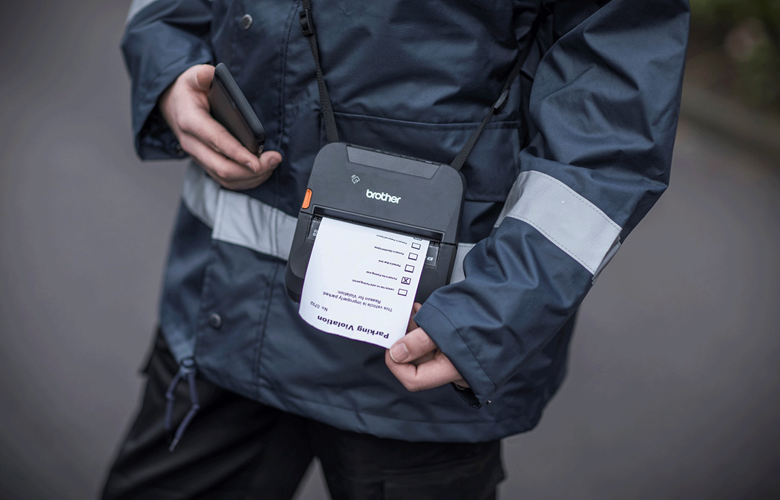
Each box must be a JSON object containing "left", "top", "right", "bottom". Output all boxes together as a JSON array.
[{"left": 164, "top": 357, "right": 200, "bottom": 451}]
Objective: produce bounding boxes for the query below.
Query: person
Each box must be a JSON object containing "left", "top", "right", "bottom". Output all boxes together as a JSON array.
[{"left": 102, "top": 0, "right": 690, "bottom": 498}]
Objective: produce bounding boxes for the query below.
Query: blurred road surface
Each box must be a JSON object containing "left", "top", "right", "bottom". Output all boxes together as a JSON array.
[{"left": 1, "top": 1, "right": 779, "bottom": 499}]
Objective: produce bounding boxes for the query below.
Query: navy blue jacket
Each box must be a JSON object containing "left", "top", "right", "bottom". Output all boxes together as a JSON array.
[{"left": 122, "top": 0, "right": 689, "bottom": 442}]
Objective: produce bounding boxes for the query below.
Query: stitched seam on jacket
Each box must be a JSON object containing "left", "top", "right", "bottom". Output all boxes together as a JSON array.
[
  {"left": 253, "top": 262, "right": 281, "bottom": 401},
  {"left": 333, "top": 111, "right": 522, "bottom": 129}
]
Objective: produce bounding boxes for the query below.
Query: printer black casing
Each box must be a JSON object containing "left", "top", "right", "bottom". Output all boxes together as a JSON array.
[{"left": 285, "top": 143, "right": 466, "bottom": 303}]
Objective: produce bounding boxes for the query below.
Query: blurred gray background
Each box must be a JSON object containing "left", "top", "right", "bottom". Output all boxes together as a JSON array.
[{"left": 1, "top": 1, "right": 779, "bottom": 499}]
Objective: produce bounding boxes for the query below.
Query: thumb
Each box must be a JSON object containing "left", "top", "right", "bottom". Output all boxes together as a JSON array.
[
  {"left": 389, "top": 327, "right": 436, "bottom": 364},
  {"left": 195, "top": 64, "right": 216, "bottom": 92}
]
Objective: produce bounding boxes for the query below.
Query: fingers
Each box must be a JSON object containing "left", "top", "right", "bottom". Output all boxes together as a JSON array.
[
  {"left": 387, "top": 322, "right": 469, "bottom": 391},
  {"left": 180, "top": 117, "right": 281, "bottom": 189},
  {"left": 389, "top": 327, "right": 436, "bottom": 364},
  {"left": 182, "top": 135, "right": 272, "bottom": 190},
  {"left": 195, "top": 64, "right": 215, "bottom": 92},
  {"left": 385, "top": 349, "right": 463, "bottom": 392},
  {"left": 259, "top": 151, "right": 283, "bottom": 171},
  {"left": 178, "top": 106, "right": 263, "bottom": 172}
]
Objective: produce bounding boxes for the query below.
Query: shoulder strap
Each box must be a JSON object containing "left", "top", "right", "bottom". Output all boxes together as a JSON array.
[
  {"left": 449, "top": 11, "right": 545, "bottom": 172},
  {"left": 299, "top": 0, "right": 339, "bottom": 143},
  {"left": 299, "top": 1, "right": 545, "bottom": 171}
]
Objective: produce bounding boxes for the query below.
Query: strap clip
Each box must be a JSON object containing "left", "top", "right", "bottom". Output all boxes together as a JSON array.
[
  {"left": 492, "top": 88, "right": 510, "bottom": 111},
  {"left": 299, "top": 9, "right": 315, "bottom": 36}
]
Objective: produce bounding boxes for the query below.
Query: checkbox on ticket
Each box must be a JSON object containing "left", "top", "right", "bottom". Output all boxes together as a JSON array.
[
  {"left": 404, "top": 264, "right": 415, "bottom": 273},
  {"left": 408, "top": 252, "right": 418, "bottom": 261},
  {"left": 412, "top": 242, "right": 421, "bottom": 250},
  {"left": 398, "top": 289, "right": 408, "bottom": 296}
]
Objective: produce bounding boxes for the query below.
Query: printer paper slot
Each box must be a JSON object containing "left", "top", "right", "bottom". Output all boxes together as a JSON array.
[
  {"left": 306, "top": 215, "right": 439, "bottom": 268},
  {"left": 313, "top": 207, "right": 443, "bottom": 242}
]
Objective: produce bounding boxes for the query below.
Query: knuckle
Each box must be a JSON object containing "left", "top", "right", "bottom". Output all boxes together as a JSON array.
[
  {"left": 177, "top": 136, "right": 192, "bottom": 153},
  {"left": 410, "top": 337, "right": 433, "bottom": 356},
  {"left": 217, "top": 175, "right": 239, "bottom": 189},
  {"left": 207, "top": 134, "right": 222, "bottom": 153},
  {"left": 402, "top": 379, "right": 420, "bottom": 392},
  {"left": 178, "top": 114, "right": 195, "bottom": 134},
  {"left": 250, "top": 158, "right": 264, "bottom": 172},
  {"left": 211, "top": 165, "right": 229, "bottom": 181}
]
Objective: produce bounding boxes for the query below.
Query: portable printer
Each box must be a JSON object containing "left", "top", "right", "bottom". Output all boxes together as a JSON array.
[{"left": 284, "top": 143, "right": 465, "bottom": 303}]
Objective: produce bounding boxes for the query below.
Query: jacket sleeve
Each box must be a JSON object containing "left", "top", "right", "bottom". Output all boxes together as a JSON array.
[
  {"left": 414, "top": 0, "right": 690, "bottom": 405},
  {"left": 121, "top": 0, "right": 214, "bottom": 160}
]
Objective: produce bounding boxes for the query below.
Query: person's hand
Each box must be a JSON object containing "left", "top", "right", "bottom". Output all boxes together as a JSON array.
[
  {"left": 159, "top": 64, "right": 281, "bottom": 190},
  {"left": 385, "top": 303, "right": 470, "bottom": 391}
]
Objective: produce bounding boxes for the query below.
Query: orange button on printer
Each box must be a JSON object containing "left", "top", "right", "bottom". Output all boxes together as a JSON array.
[{"left": 302, "top": 189, "right": 312, "bottom": 209}]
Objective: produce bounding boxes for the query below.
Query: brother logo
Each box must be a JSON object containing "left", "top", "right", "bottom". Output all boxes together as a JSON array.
[{"left": 365, "top": 189, "right": 401, "bottom": 204}]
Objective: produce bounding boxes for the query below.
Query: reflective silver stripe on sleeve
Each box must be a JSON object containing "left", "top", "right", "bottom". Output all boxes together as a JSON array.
[
  {"left": 127, "top": 0, "right": 161, "bottom": 23},
  {"left": 181, "top": 163, "right": 474, "bottom": 280},
  {"left": 495, "top": 170, "right": 622, "bottom": 276}
]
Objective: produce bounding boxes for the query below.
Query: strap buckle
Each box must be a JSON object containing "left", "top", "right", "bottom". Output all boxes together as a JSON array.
[
  {"left": 492, "top": 89, "right": 510, "bottom": 111},
  {"left": 299, "top": 9, "right": 315, "bottom": 36}
]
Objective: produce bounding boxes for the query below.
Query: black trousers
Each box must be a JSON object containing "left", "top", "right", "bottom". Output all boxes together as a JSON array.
[{"left": 101, "top": 332, "right": 504, "bottom": 500}]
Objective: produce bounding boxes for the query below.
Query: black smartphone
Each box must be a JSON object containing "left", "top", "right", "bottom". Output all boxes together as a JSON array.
[{"left": 208, "top": 63, "right": 266, "bottom": 155}]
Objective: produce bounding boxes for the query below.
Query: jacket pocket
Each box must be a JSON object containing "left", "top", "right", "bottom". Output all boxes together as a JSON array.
[{"left": 329, "top": 112, "right": 523, "bottom": 202}]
